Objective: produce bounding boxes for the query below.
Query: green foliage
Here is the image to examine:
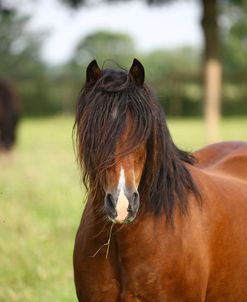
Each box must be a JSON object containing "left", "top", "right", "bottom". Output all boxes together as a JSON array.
[
  {"left": 222, "top": 1, "right": 247, "bottom": 72},
  {"left": 138, "top": 47, "right": 202, "bottom": 116},
  {"left": 61, "top": 0, "right": 172, "bottom": 7},
  {"left": 0, "top": 9, "right": 61, "bottom": 116},
  {"left": 143, "top": 47, "right": 200, "bottom": 76},
  {"left": 72, "top": 30, "right": 136, "bottom": 68},
  {"left": 0, "top": 10, "right": 44, "bottom": 79}
]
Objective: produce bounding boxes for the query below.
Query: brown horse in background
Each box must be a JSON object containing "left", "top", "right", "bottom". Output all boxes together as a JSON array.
[
  {"left": 74, "top": 59, "right": 247, "bottom": 301},
  {"left": 0, "top": 79, "right": 20, "bottom": 150}
]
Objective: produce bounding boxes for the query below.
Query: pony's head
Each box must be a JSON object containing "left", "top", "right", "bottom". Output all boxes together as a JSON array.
[{"left": 75, "top": 59, "right": 198, "bottom": 224}]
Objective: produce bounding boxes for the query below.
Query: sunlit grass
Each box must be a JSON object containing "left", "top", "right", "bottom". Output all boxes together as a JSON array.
[
  {"left": 168, "top": 116, "right": 247, "bottom": 150},
  {"left": 0, "top": 115, "right": 246, "bottom": 302},
  {"left": 0, "top": 116, "right": 83, "bottom": 302}
]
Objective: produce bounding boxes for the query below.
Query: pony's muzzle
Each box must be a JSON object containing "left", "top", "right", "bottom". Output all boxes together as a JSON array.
[{"left": 104, "top": 190, "right": 139, "bottom": 224}]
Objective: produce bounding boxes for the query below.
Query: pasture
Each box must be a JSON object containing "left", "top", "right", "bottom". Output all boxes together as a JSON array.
[{"left": 0, "top": 116, "right": 246, "bottom": 302}]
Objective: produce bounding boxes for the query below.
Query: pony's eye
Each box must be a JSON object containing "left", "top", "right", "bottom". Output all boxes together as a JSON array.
[
  {"left": 134, "top": 153, "right": 145, "bottom": 165},
  {"left": 138, "top": 155, "right": 144, "bottom": 163}
]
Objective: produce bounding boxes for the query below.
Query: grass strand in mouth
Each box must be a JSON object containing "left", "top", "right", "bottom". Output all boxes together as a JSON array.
[{"left": 90, "top": 223, "right": 114, "bottom": 259}]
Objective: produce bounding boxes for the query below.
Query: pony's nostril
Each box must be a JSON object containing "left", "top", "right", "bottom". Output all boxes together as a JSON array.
[
  {"left": 106, "top": 193, "right": 115, "bottom": 208},
  {"left": 132, "top": 191, "right": 139, "bottom": 203},
  {"left": 105, "top": 193, "right": 117, "bottom": 219},
  {"left": 128, "top": 191, "right": 140, "bottom": 213}
]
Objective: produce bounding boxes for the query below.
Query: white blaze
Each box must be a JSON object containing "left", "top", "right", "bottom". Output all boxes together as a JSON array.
[{"left": 115, "top": 167, "right": 129, "bottom": 223}]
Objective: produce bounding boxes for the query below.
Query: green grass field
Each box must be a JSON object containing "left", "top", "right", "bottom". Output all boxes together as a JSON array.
[{"left": 0, "top": 116, "right": 246, "bottom": 302}]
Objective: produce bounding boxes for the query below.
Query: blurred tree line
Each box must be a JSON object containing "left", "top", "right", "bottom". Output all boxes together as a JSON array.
[
  {"left": 0, "top": 8, "right": 61, "bottom": 115},
  {"left": 0, "top": 1, "right": 247, "bottom": 117}
]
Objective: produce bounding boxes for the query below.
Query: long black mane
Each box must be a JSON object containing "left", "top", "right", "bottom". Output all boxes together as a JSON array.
[{"left": 75, "top": 67, "right": 199, "bottom": 219}]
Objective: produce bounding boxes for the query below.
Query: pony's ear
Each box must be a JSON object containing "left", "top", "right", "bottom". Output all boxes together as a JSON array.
[
  {"left": 129, "top": 58, "right": 145, "bottom": 86},
  {"left": 86, "top": 60, "right": 101, "bottom": 86}
]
